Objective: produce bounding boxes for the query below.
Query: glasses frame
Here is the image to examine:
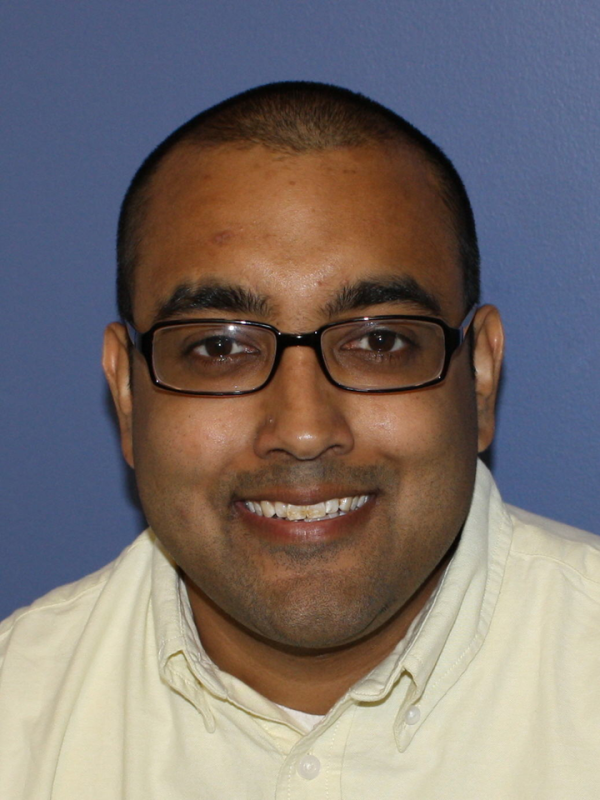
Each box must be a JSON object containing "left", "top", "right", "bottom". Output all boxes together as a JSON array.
[{"left": 126, "top": 305, "right": 477, "bottom": 397}]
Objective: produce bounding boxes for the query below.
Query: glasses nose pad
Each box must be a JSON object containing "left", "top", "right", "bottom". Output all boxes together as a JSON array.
[
  {"left": 266, "top": 328, "right": 347, "bottom": 390},
  {"left": 270, "top": 331, "right": 326, "bottom": 380}
]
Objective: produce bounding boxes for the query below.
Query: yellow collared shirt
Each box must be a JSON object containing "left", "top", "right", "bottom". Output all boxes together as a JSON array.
[{"left": 1, "top": 462, "right": 599, "bottom": 799}]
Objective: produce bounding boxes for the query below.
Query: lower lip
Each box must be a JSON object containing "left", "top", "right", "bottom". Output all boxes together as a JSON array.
[{"left": 235, "top": 499, "right": 374, "bottom": 545}]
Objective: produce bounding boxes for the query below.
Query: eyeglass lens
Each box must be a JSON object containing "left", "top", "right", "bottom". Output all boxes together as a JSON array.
[{"left": 322, "top": 319, "right": 445, "bottom": 390}]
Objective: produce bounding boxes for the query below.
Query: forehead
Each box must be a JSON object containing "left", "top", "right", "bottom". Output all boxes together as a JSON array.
[{"left": 133, "top": 142, "right": 463, "bottom": 328}]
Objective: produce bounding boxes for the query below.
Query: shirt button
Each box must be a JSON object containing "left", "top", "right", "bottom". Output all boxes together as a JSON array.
[
  {"left": 404, "top": 705, "right": 421, "bottom": 725},
  {"left": 297, "top": 754, "right": 321, "bottom": 780}
]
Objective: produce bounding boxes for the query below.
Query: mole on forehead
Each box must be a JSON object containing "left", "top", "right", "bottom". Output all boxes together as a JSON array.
[{"left": 212, "top": 229, "right": 235, "bottom": 245}]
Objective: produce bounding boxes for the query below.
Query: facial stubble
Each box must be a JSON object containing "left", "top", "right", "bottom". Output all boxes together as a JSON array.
[{"left": 175, "top": 461, "right": 464, "bottom": 651}]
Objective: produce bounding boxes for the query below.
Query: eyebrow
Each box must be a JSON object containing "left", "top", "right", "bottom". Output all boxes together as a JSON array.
[
  {"left": 152, "top": 273, "right": 442, "bottom": 327},
  {"left": 153, "top": 280, "right": 272, "bottom": 323},
  {"left": 323, "top": 275, "right": 442, "bottom": 319}
]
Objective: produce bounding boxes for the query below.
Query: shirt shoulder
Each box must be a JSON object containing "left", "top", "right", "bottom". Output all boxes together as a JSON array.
[
  {"left": 0, "top": 532, "right": 155, "bottom": 662},
  {"left": 506, "top": 504, "right": 600, "bottom": 589}
]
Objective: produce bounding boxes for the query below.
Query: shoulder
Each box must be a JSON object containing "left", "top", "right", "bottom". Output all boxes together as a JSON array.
[
  {"left": 0, "top": 531, "right": 156, "bottom": 661},
  {"left": 505, "top": 504, "right": 600, "bottom": 594},
  {"left": 482, "top": 504, "right": 600, "bottom": 671}
]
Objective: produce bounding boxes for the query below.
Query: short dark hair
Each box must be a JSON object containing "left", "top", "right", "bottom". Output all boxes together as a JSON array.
[{"left": 117, "top": 81, "right": 480, "bottom": 324}]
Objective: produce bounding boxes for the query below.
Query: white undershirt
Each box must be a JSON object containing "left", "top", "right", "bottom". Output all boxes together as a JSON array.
[{"left": 276, "top": 705, "right": 325, "bottom": 732}]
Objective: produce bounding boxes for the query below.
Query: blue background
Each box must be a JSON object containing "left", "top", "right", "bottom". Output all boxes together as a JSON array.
[{"left": 2, "top": 0, "right": 599, "bottom": 620}]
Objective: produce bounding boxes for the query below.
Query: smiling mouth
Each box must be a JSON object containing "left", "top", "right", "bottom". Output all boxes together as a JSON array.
[{"left": 243, "top": 494, "right": 371, "bottom": 522}]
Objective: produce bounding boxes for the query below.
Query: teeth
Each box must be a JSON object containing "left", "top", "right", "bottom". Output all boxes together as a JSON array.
[
  {"left": 325, "top": 498, "right": 339, "bottom": 514},
  {"left": 305, "top": 502, "right": 326, "bottom": 520},
  {"left": 274, "top": 501, "right": 287, "bottom": 517},
  {"left": 260, "top": 500, "right": 276, "bottom": 517},
  {"left": 286, "top": 505, "right": 305, "bottom": 521},
  {"left": 245, "top": 494, "right": 370, "bottom": 521}
]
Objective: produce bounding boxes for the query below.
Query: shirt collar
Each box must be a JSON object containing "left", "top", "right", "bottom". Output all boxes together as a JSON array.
[
  {"left": 351, "top": 461, "right": 513, "bottom": 703},
  {"left": 151, "top": 539, "right": 230, "bottom": 700}
]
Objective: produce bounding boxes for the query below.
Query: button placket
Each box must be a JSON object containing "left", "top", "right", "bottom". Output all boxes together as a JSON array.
[{"left": 278, "top": 706, "right": 348, "bottom": 795}]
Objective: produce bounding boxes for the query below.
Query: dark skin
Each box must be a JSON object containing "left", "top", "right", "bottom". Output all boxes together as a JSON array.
[{"left": 103, "top": 142, "right": 504, "bottom": 714}]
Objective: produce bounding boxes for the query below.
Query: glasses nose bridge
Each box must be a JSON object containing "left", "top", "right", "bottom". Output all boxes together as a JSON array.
[
  {"left": 277, "top": 329, "right": 320, "bottom": 350},
  {"left": 274, "top": 329, "right": 326, "bottom": 374}
]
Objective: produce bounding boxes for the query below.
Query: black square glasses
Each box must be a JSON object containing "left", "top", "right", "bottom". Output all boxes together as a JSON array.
[{"left": 126, "top": 306, "right": 477, "bottom": 396}]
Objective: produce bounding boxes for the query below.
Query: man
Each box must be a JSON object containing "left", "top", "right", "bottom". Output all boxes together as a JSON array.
[{"left": 1, "top": 82, "right": 598, "bottom": 798}]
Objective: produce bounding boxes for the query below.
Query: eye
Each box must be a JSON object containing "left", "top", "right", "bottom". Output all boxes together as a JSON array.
[
  {"left": 192, "top": 335, "right": 251, "bottom": 358},
  {"left": 351, "top": 329, "right": 409, "bottom": 353}
]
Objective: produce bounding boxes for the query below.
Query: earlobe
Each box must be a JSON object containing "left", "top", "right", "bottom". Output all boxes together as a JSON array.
[
  {"left": 102, "top": 322, "right": 135, "bottom": 468},
  {"left": 472, "top": 305, "right": 505, "bottom": 453}
]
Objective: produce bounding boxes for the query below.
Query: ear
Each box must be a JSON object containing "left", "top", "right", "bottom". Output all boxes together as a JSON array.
[
  {"left": 102, "top": 322, "right": 135, "bottom": 468},
  {"left": 471, "top": 305, "right": 504, "bottom": 453}
]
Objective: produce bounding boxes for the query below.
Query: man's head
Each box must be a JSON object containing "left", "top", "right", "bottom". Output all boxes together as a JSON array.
[{"left": 103, "top": 82, "right": 503, "bottom": 655}]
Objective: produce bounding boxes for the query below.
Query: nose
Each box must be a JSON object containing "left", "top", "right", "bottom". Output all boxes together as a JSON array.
[{"left": 253, "top": 347, "right": 355, "bottom": 461}]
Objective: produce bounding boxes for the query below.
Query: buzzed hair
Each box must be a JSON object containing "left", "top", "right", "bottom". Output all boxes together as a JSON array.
[{"left": 117, "top": 81, "right": 480, "bottom": 324}]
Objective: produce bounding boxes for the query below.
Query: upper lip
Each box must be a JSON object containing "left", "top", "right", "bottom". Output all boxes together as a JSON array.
[{"left": 235, "top": 487, "right": 376, "bottom": 506}]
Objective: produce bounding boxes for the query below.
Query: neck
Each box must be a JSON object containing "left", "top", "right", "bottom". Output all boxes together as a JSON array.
[{"left": 185, "top": 555, "right": 448, "bottom": 715}]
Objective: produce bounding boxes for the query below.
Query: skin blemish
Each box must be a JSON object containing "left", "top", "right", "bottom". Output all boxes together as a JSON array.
[{"left": 213, "top": 229, "right": 234, "bottom": 246}]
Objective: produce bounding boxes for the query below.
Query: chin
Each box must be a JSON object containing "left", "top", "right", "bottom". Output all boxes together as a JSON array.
[{"left": 237, "top": 580, "right": 398, "bottom": 652}]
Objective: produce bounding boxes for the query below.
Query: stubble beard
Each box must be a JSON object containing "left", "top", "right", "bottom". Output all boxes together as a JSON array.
[{"left": 175, "top": 461, "right": 464, "bottom": 652}]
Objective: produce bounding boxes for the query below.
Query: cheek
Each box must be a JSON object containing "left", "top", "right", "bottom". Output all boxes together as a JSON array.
[
  {"left": 131, "top": 391, "right": 255, "bottom": 490},
  {"left": 355, "top": 374, "right": 478, "bottom": 465}
]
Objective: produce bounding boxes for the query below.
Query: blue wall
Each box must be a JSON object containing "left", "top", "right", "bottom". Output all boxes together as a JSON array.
[{"left": 2, "top": 0, "right": 599, "bottom": 619}]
